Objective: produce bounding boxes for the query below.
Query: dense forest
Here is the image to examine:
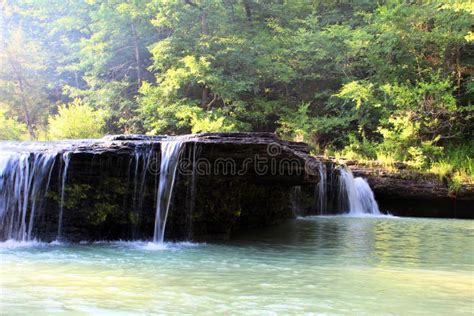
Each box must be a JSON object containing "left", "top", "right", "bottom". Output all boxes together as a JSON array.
[{"left": 0, "top": 0, "right": 473, "bottom": 185}]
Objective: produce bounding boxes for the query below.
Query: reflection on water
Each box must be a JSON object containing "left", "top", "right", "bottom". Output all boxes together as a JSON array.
[{"left": 1, "top": 217, "right": 473, "bottom": 314}]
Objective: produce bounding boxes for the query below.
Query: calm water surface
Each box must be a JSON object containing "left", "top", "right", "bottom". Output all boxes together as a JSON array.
[{"left": 1, "top": 216, "right": 473, "bottom": 315}]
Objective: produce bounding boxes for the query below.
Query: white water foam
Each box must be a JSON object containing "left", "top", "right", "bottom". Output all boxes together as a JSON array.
[
  {"left": 0, "top": 239, "right": 55, "bottom": 249},
  {"left": 338, "top": 167, "right": 381, "bottom": 215},
  {"left": 88, "top": 240, "right": 202, "bottom": 251},
  {"left": 297, "top": 213, "right": 395, "bottom": 221}
]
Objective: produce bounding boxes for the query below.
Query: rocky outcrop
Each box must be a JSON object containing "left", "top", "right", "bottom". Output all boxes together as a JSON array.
[
  {"left": 0, "top": 133, "right": 321, "bottom": 242},
  {"left": 2, "top": 133, "right": 472, "bottom": 243}
]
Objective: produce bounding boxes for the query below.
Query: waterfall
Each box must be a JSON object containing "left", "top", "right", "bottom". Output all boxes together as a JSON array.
[
  {"left": 131, "top": 144, "right": 155, "bottom": 217},
  {"left": 317, "top": 162, "right": 327, "bottom": 215},
  {"left": 291, "top": 186, "right": 302, "bottom": 216},
  {"left": 0, "top": 152, "right": 56, "bottom": 241},
  {"left": 153, "top": 141, "right": 184, "bottom": 243},
  {"left": 184, "top": 143, "right": 199, "bottom": 239},
  {"left": 27, "top": 153, "right": 56, "bottom": 240},
  {"left": 57, "top": 152, "right": 71, "bottom": 240},
  {"left": 338, "top": 166, "right": 380, "bottom": 215}
]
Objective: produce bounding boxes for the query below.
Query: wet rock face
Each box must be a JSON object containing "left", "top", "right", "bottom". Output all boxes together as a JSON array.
[
  {"left": 145, "top": 135, "right": 320, "bottom": 241},
  {"left": 30, "top": 152, "right": 158, "bottom": 242},
  {"left": 1, "top": 133, "right": 321, "bottom": 242}
]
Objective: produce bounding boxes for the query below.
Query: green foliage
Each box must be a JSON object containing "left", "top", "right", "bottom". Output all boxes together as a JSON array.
[
  {"left": 0, "top": 108, "right": 28, "bottom": 140},
  {"left": 0, "top": 16, "right": 52, "bottom": 139},
  {"left": 0, "top": 0, "right": 472, "bottom": 185},
  {"left": 444, "top": 142, "right": 474, "bottom": 181},
  {"left": 48, "top": 99, "right": 106, "bottom": 139},
  {"left": 340, "top": 134, "right": 378, "bottom": 161},
  {"left": 278, "top": 103, "right": 315, "bottom": 142},
  {"left": 377, "top": 114, "right": 444, "bottom": 168},
  {"left": 336, "top": 81, "right": 378, "bottom": 110},
  {"left": 430, "top": 161, "right": 454, "bottom": 182}
]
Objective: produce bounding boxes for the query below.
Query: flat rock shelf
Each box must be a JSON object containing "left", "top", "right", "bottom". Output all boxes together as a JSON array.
[
  {"left": 0, "top": 133, "right": 322, "bottom": 242},
  {"left": 1, "top": 133, "right": 472, "bottom": 243}
]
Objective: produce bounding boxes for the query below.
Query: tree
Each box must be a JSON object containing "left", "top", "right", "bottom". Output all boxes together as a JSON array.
[
  {"left": 0, "top": 1, "right": 53, "bottom": 139},
  {"left": 67, "top": 0, "right": 158, "bottom": 133},
  {"left": 0, "top": 0, "right": 471, "bottom": 182}
]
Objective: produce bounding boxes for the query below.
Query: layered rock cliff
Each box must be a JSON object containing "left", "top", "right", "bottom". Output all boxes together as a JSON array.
[
  {"left": 0, "top": 133, "right": 321, "bottom": 242},
  {"left": 1, "top": 133, "right": 472, "bottom": 243}
]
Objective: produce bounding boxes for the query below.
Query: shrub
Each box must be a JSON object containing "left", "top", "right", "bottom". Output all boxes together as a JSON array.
[
  {"left": 0, "top": 109, "right": 28, "bottom": 140},
  {"left": 48, "top": 99, "right": 106, "bottom": 139}
]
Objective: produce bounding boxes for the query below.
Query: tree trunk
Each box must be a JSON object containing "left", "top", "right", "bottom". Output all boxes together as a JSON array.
[
  {"left": 201, "top": 87, "right": 209, "bottom": 108},
  {"left": 8, "top": 57, "right": 36, "bottom": 139},
  {"left": 201, "top": 6, "right": 209, "bottom": 108},
  {"left": 201, "top": 10, "right": 208, "bottom": 35},
  {"left": 244, "top": 0, "right": 252, "bottom": 22},
  {"left": 131, "top": 22, "right": 142, "bottom": 87},
  {"left": 74, "top": 71, "right": 79, "bottom": 89},
  {"left": 185, "top": 0, "right": 210, "bottom": 109},
  {"left": 456, "top": 48, "right": 461, "bottom": 98},
  {"left": 17, "top": 78, "right": 36, "bottom": 140}
]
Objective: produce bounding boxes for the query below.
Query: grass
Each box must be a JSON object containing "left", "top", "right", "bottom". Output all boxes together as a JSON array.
[{"left": 429, "top": 161, "right": 454, "bottom": 182}]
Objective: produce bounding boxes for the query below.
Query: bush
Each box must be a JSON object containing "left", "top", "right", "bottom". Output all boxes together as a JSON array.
[
  {"left": 48, "top": 99, "right": 106, "bottom": 140},
  {"left": 0, "top": 108, "right": 27, "bottom": 140}
]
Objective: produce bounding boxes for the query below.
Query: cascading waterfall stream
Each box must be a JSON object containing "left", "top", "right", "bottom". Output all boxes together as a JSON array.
[
  {"left": 184, "top": 143, "right": 199, "bottom": 239},
  {"left": 27, "top": 153, "right": 56, "bottom": 240},
  {"left": 153, "top": 141, "right": 184, "bottom": 243},
  {"left": 317, "top": 162, "right": 327, "bottom": 215},
  {"left": 1, "top": 138, "right": 187, "bottom": 242},
  {"left": 0, "top": 152, "right": 56, "bottom": 241},
  {"left": 338, "top": 166, "right": 380, "bottom": 215},
  {"left": 291, "top": 186, "right": 302, "bottom": 216},
  {"left": 132, "top": 144, "right": 155, "bottom": 216},
  {"left": 57, "top": 152, "right": 71, "bottom": 240}
]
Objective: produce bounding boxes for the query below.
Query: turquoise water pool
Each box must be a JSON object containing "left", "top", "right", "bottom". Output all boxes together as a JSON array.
[{"left": 1, "top": 216, "right": 473, "bottom": 314}]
